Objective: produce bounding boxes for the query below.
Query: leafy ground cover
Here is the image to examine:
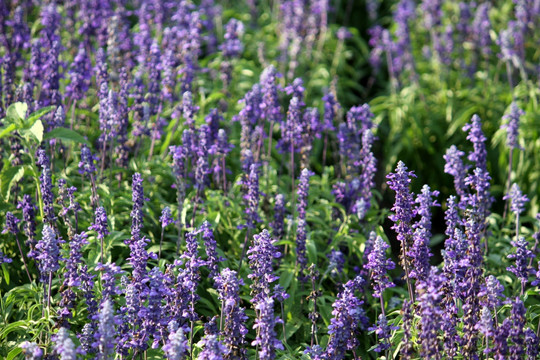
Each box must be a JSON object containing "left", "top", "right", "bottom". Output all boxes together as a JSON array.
[{"left": 0, "top": 0, "right": 540, "bottom": 359}]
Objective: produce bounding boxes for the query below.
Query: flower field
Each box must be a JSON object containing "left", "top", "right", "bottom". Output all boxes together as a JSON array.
[{"left": 1, "top": 0, "right": 540, "bottom": 359}]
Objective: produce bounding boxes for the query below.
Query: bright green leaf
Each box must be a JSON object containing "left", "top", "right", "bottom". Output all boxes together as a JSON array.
[
  {"left": 1, "top": 165, "right": 25, "bottom": 201},
  {"left": 43, "top": 127, "right": 90, "bottom": 146}
]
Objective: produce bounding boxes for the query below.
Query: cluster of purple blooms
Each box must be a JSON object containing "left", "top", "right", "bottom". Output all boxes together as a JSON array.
[{"left": 1, "top": 1, "right": 540, "bottom": 360}]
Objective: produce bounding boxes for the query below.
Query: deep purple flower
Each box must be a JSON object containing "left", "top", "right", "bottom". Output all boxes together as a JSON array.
[
  {"left": 368, "top": 314, "right": 398, "bottom": 353},
  {"left": 248, "top": 229, "right": 281, "bottom": 305},
  {"left": 214, "top": 268, "right": 248, "bottom": 358},
  {"left": 95, "top": 262, "right": 123, "bottom": 300},
  {"left": 328, "top": 250, "right": 345, "bottom": 276},
  {"left": 507, "top": 236, "right": 534, "bottom": 293},
  {"left": 67, "top": 42, "right": 92, "bottom": 101},
  {"left": 89, "top": 207, "right": 109, "bottom": 241},
  {"left": 221, "top": 18, "right": 244, "bottom": 58},
  {"left": 200, "top": 221, "right": 223, "bottom": 280},
  {"left": 297, "top": 168, "right": 313, "bottom": 220},
  {"left": 463, "top": 114, "right": 487, "bottom": 172},
  {"left": 443, "top": 145, "right": 469, "bottom": 202},
  {"left": 35, "top": 225, "right": 63, "bottom": 281},
  {"left": 3, "top": 212, "right": 20, "bottom": 235},
  {"left": 260, "top": 65, "right": 283, "bottom": 125},
  {"left": 503, "top": 183, "right": 528, "bottom": 217},
  {"left": 277, "top": 96, "right": 303, "bottom": 154},
  {"left": 322, "top": 92, "right": 339, "bottom": 132},
  {"left": 365, "top": 235, "right": 395, "bottom": 298},
  {"left": 160, "top": 207, "right": 174, "bottom": 228},
  {"left": 163, "top": 320, "right": 188, "bottom": 360},
  {"left": 525, "top": 328, "right": 539, "bottom": 359},
  {"left": 417, "top": 267, "right": 446, "bottom": 359},
  {"left": 79, "top": 145, "right": 98, "bottom": 175},
  {"left": 356, "top": 130, "right": 378, "bottom": 218},
  {"left": 37, "top": 149, "right": 56, "bottom": 225},
  {"left": 271, "top": 194, "right": 286, "bottom": 240},
  {"left": 252, "top": 297, "right": 284, "bottom": 360},
  {"left": 502, "top": 102, "right": 524, "bottom": 150},
  {"left": 325, "top": 276, "right": 367, "bottom": 360},
  {"left": 471, "top": 3, "right": 492, "bottom": 57},
  {"left": 409, "top": 185, "right": 439, "bottom": 281},
  {"left": 508, "top": 297, "right": 526, "bottom": 359},
  {"left": 386, "top": 161, "right": 417, "bottom": 291}
]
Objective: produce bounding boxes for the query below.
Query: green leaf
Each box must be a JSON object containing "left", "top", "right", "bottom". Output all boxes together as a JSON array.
[
  {"left": 6, "top": 347, "right": 22, "bottom": 360},
  {"left": 6, "top": 102, "right": 27, "bottom": 125},
  {"left": 43, "top": 127, "right": 90, "bottom": 146},
  {"left": 0, "top": 165, "right": 25, "bottom": 201},
  {"left": 25, "top": 106, "right": 55, "bottom": 127},
  {"left": 21, "top": 119, "right": 44, "bottom": 143},
  {"left": 0, "top": 123, "right": 17, "bottom": 139},
  {"left": 2, "top": 263, "right": 9, "bottom": 285}
]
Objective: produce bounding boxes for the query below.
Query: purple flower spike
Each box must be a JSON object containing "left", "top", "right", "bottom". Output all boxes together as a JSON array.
[
  {"left": 365, "top": 235, "right": 395, "bottom": 298},
  {"left": 54, "top": 328, "right": 77, "bottom": 360},
  {"left": 503, "top": 183, "right": 528, "bottom": 217},
  {"left": 163, "top": 321, "right": 188, "bottom": 360},
  {"left": 3, "top": 212, "right": 20, "bottom": 235},
  {"left": 252, "top": 297, "right": 284, "bottom": 360},
  {"left": 79, "top": 145, "right": 98, "bottom": 175},
  {"left": 21, "top": 341, "right": 43, "bottom": 359},
  {"left": 35, "top": 225, "right": 62, "bottom": 281},
  {"left": 89, "top": 206, "right": 109, "bottom": 241},
  {"left": 507, "top": 236, "right": 534, "bottom": 294},
  {"left": 160, "top": 207, "right": 174, "bottom": 228},
  {"left": 368, "top": 314, "right": 398, "bottom": 353},
  {"left": 502, "top": 102, "right": 524, "bottom": 150},
  {"left": 248, "top": 229, "right": 281, "bottom": 305}
]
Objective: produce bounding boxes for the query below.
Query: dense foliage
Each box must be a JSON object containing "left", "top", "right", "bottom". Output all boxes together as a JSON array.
[{"left": 0, "top": 0, "right": 540, "bottom": 359}]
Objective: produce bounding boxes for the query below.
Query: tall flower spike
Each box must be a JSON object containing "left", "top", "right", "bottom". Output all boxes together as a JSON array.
[
  {"left": 443, "top": 145, "right": 469, "bottom": 203},
  {"left": 368, "top": 314, "right": 398, "bottom": 353},
  {"left": 200, "top": 221, "right": 223, "bottom": 280},
  {"left": 386, "top": 161, "right": 417, "bottom": 299},
  {"left": 54, "top": 328, "right": 77, "bottom": 360},
  {"left": 507, "top": 236, "right": 534, "bottom": 295},
  {"left": 502, "top": 102, "right": 524, "bottom": 150},
  {"left": 163, "top": 320, "right": 188, "bottom": 360},
  {"left": 325, "top": 276, "right": 367, "bottom": 360},
  {"left": 504, "top": 183, "right": 528, "bottom": 217},
  {"left": 96, "top": 299, "right": 117, "bottom": 360},
  {"left": 21, "top": 341, "right": 43, "bottom": 360},
  {"left": 214, "top": 268, "right": 248, "bottom": 358},
  {"left": 271, "top": 194, "right": 286, "bottom": 240},
  {"left": 365, "top": 235, "right": 395, "bottom": 298},
  {"left": 35, "top": 225, "right": 62, "bottom": 282},
  {"left": 248, "top": 230, "right": 281, "bottom": 305},
  {"left": 409, "top": 185, "right": 439, "bottom": 282},
  {"left": 296, "top": 169, "right": 314, "bottom": 279},
  {"left": 463, "top": 114, "right": 487, "bottom": 172},
  {"left": 252, "top": 297, "right": 284, "bottom": 360}
]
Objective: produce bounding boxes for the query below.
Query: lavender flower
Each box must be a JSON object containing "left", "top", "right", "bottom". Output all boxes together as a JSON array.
[
  {"left": 271, "top": 194, "right": 286, "bottom": 240},
  {"left": 130, "top": 173, "right": 146, "bottom": 239},
  {"left": 386, "top": 161, "right": 417, "bottom": 297},
  {"left": 368, "top": 314, "right": 398, "bottom": 353},
  {"left": 479, "top": 275, "right": 505, "bottom": 309},
  {"left": 54, "top": 328, "right": 77, "bottom": 360},
  {"left": 241, "top": 163, "right": 261, "bottom": 230},
  {"left": 79, "top": 145, "right": 98, "bottom": 175},
  {"left": 221, "top": 18, "right": 244, "bottom": 58},
  {"left": 296, "top": 169, "right": 313, "bottom": 277},
  {"left": 475, "top": 306, "right": 495, "bottom": 338},
  {"left": 252, "top": 297, "right": 284, "bottom": 360},
  {"left": 214, "top": 268, "right": 248, "bottom": 358},
  {"left": 463, "top": 114, "right": 487, "bottom": 172},
  {"left": 21, "top": 341, "right": 43, "bottom": 360},
  {"left": 3, "top": 212, "right": 20, "bottom": 235},
  {"left": 325, "top": 276, "right": 367, "bottom": 360},
  {"left": 37, "top": 149, "right": 56, "bottom": 225},
  {"left": 200, "top": 221, "right": 223, "bottom": 280},
  {"left": 198, "top": 334, "right": 226, "bottom": 359},
  {"left": 365, "top": 235, "right": 395, "bottom": 298},
  {"left": 35, "top": 225, "right": 62, "bottom": 281},
  {"left": 504, "top": 183, "right": 528, "bottom": 217},
  {"left": 89, "top": 206, "right": 109, "bottom": 241},
  {"left": 507, "top": 236, "right": 534, "bottom": 294},
  {"left": 163, "top": 321, "right": 188, "bottom": 360},
  {"left": 67, "top": 42, "right": 92, "bottom": 101},
  {"left": 248, "top": 230, "right": 281, "bottom": 305},
  {"left": 508, "top": 297, "right": 526, "bottom": 359},
  {"left": 502, "top": 102, "right": 524, "bottom": 150},
  {"left": 409, "top": 185, "right": 439, "bottom": 281},
  {"left": 95, "top": 299, "right": 117, "bottom": 359},
  {"left": 417, "top": 267, "right": 446, "bottom": 359},
  {"left": 161, "top": 207, "right": 174, "bottom": 228},
  {"left": 443, "top": 145, "right": 469, "bottom": 202}
]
